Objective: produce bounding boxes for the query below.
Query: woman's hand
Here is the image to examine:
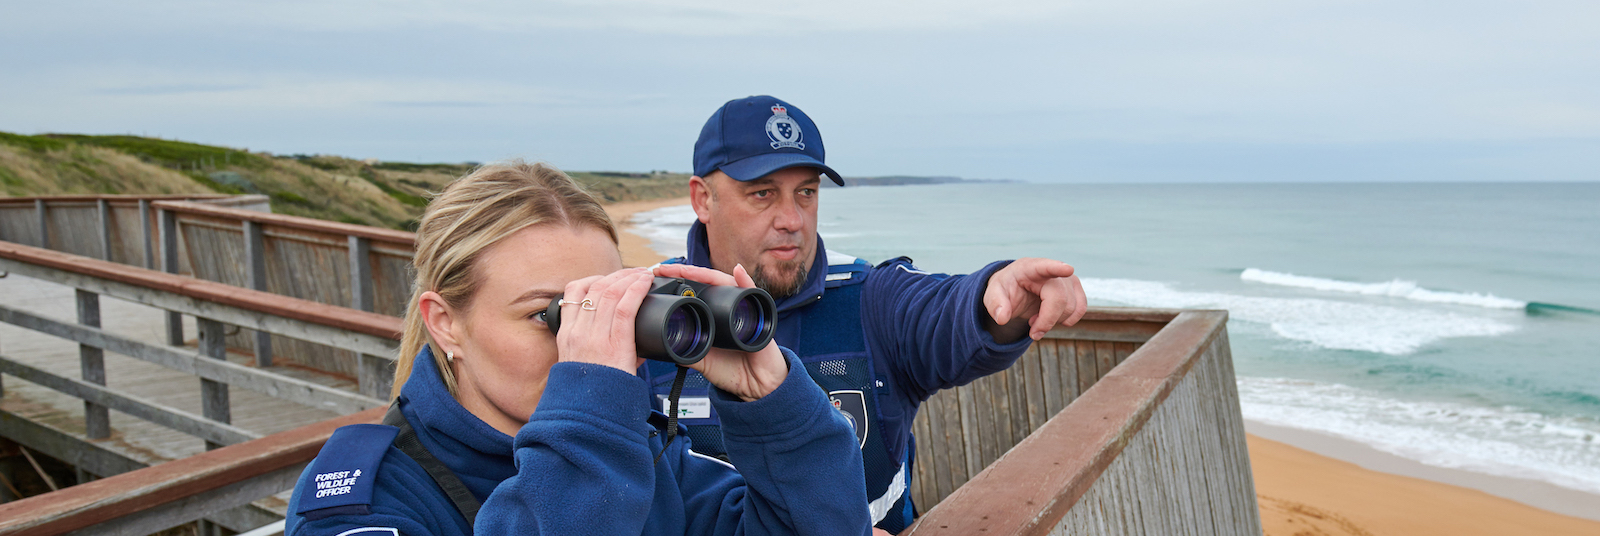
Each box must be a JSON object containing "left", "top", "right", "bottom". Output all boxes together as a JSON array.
[
  {"left": 554, "top": 267, "right": 655, "bottom": 373},
  {"left": 652, "top": 263, "right": 789, "bottom": 402}
]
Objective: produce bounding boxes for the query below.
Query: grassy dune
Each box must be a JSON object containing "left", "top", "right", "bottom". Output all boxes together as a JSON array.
[{"left": 0, "top": 132, "right": 691, "bottom": 230}]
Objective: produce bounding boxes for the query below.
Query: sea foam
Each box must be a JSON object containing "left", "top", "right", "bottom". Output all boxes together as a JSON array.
[
  {"left": 1241, "top": 268, "right": 1527, "bottom": 310},
  {"left": 1082, "top": 278, "right": 1516, "bottom": 355},
  {"left": 1239, "top": 376, "right": 1600, "bottom": 495}
]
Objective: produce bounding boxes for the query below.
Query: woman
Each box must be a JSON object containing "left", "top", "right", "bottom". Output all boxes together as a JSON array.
[{"left": 284, "top": 161, "right": 870, "bottom": 536}]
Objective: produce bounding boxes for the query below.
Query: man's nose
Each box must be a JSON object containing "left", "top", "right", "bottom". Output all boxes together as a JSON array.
[{"left": 772, "top": 197, "right": 805, "bottom": 232}]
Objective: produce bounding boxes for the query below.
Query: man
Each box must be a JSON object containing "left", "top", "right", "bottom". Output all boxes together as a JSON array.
[{"left": 645, "top": 96, "right": 1086, "bottom": 533}]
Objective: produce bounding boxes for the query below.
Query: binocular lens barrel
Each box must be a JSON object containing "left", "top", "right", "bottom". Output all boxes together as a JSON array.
[{"left": 544, "top": 277, "right": 776, "bottom": 366}]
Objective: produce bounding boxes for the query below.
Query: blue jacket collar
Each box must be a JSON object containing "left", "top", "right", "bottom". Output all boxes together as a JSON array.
[
  {"left": 398, "top": 346, "right": 517, "bottom": 498},
  {"left": 685, "top": 220, "right": 827, "bottom": 314}
]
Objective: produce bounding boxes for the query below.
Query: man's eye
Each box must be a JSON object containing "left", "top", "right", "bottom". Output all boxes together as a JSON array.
[
  {"left": 799, "top": 188, "right": 817, "bottom": 197},
  {"left": 752, "top": 189, "right": 773, "bottom": 199}
]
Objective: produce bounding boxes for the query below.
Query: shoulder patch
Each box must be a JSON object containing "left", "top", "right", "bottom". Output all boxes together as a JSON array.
[
  {"left": 296, "top": 424, "right": 399, "bottom": 516},
  {"left": 825, "top": 250, "right": 872, "bottom": 288}
]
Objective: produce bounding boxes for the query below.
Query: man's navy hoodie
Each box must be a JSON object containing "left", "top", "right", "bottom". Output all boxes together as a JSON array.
[
  {"left": 658, "top": 221, "right": 1033, "bottom": 529},
  {"left": 284, "top": 345, "right": 871, "bottom": 536}
]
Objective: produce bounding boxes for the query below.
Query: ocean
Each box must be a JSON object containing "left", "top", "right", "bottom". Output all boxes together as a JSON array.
[{"left": 629, "top": 181, "right": 1600, "bottom": 497}]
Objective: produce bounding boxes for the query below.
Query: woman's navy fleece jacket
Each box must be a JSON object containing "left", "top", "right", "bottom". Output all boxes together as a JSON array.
[{"left": 284, "top": 346, "right": 871, "bottom": 536}]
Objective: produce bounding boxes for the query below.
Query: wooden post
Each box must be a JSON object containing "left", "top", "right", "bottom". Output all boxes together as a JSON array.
[
  {"left": 358, "top": 354, "right": 393, "bottom": 400},
  {"left": 348, "top": 235, "right": 373, "bottom": 312},
  {"left": 77, "top": 289, "right": 111, "bottom": 440},
  {"left": 34, "top": 199, "right": 48, "bottom": 249},
  {"left": 351, "top": 235, "right": 387, "bottom": 399},
  {"left": 243, "top": 220, "right": 272, "bottom": 367},
  {"left": 159, "top": 208, "right": 183, "bottom": 346},
  {"left": 97, "top": 199, "right": 114, "bottom": 262},
  {"left": 197, "top": 318, "right": 230, "bottom": 451},
  {"left": 139, "top": 200, "right": 154, "bottom": 270}
]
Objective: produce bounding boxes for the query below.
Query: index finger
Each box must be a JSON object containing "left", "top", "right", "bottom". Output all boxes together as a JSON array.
[{"left": 651, "top": 263, "right": 739, "bottom": 287}]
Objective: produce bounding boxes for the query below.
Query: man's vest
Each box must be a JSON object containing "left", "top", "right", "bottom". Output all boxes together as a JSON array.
[{"left": 646, "top": 256, "right": 916, "bottom": 532}]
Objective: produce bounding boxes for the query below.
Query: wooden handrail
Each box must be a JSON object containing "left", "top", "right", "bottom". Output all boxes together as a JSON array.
[
  {"left": 0, "top": 240, "right": 401, "bottom": 341},
  {"left": 0, "top": 194, "right": 237, "bottom": 205},
  {"left": 153, "top": 200, "right": 416, "bottom": 246},
  {"left": 0, "top": 407, "right": 386, "bottom": 536},
  {"left": 904, "top": 310, "right": 1229, "bottom": 535}
]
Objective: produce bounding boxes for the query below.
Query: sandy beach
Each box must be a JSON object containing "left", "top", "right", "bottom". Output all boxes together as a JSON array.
[
  {"left": 604, "top": 196, "right": 690, "bottom": 268},
  {"left": 601, "top": 198, "right": 1600, "bottom": 536}
]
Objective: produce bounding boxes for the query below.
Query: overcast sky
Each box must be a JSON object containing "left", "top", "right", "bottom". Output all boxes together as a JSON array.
[{"left": 3, "top": 0, "right": 1597, "bottom": 182}]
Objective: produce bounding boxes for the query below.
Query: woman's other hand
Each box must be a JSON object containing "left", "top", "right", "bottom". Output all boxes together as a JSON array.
[
  {"left": 555, "top": 267, "right": 654, "bottom": 373},
  {"left": 651, "top": 263, "right": 788, "bottom": 402}
]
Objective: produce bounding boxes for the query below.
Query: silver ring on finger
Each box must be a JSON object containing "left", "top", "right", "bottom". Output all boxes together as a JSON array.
[{"left": 579, "top": 299, "right": 597, "bottom": 311}]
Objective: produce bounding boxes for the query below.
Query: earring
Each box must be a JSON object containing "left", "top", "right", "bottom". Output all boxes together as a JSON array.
[{"left": 445, "top": 351, "right": 455, "bottom": 363}]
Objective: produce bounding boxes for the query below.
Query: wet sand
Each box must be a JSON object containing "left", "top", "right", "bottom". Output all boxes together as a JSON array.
[
  {"left": 603, "top": 196, "right": 686, "bottom": 267},
  {"left": 601, "top": 198, "right": 1600, "bottom": 535}
]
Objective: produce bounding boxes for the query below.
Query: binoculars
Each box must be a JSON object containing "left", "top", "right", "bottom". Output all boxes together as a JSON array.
[{"left": 545, "top": 277, "right": 777, "bottom": 365}]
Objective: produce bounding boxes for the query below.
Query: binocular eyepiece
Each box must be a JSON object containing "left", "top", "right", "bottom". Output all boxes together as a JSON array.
[{"left": 545, "top": 277, "right": 777, "bottom": 365}]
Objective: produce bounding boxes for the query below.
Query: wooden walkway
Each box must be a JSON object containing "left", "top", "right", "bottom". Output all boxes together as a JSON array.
[{"left": 0, "top": 272, "right": 357, "bottom": 513}]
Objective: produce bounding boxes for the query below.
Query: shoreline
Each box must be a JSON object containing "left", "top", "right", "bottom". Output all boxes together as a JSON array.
[
  {"left": 599, "top": 197, "right": 1600, "bottom": 534},
  {"left": 602, "top": 196, "right": 687, "bottom": 267}
]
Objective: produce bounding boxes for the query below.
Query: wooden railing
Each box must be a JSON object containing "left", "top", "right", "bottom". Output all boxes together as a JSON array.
[
  {"left": 1, "top": 195, "right": 417, "bottom": 394},
  {"left": 905, "top": 309, "right": 1261, "bottom": 535},
  {"left": 0, "top": 240, "right": 396, "bottom": 533}
]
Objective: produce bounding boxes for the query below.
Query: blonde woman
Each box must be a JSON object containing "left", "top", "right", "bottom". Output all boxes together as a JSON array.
[{"left": 284, "top": 161, "right": 870, "bottom": 536}]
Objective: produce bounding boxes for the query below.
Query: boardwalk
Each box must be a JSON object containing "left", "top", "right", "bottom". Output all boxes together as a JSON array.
[{"left": 0, "top": 272, "right": 356, "bottom": 513}]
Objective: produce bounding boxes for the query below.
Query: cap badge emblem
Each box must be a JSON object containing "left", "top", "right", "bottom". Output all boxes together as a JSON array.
[{"left": 765, "top": 104, "right": 806, "bottom": 150}]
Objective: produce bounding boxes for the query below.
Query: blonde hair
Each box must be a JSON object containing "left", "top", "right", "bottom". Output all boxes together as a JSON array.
[{"left": 392, "top": 160, "right": 618, "bottom": 399}]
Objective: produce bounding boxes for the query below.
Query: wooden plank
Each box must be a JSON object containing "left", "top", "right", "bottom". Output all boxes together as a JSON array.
[
  {"left": 139, "top": 200, "right": 154, "bottom": 270},
  {"left": 922, "top": 391, "right": 952, "bottom": 505},
  {"left": 1095, "top": 341, "right": 1116, "bottom": 380},
  {"left": 0, "top": 303, "right": 382, "bottom": 414},
  {"left": 35, "top": 199, "right": 49, "bottom": 249},
  {"left": 158, "top": 208, "right": 183, "bottom": 345},
  {"left": 349, "top": 236, "right": 373, "bottom": 312},
  {"left": 0, "top": 242, "right": 402, "bottom": 351},
  {"left": 1076, "top": 340, "right": 1097, "bottom": 396},
  {"left": 1059, "top": 338, "right": 1080, "bottom": 404},
  {"left": 358, "top": 353, "right": 394, "bottom": 400},
  {"left": 1114, "top": 342, "right": 1134, "bottom": 366},
  {"left": 0, "top": 407, "right": 385, "bottom": 536},
  {"left": 243, "top": 220, "right": 273, "bottom": 368},
  {"left": 151, "top": 201, "right": 415, "bottom": 246},
  {"left": 1038, "top": 340, "right": 1065, "bottom": 417},
  {"left": 1023, "top": 344, "right": 1048, "bottom": 433},
  {"left": 956, "top": 379, "right": 982, "bottom": 479},
  {"left": 0, "top": 409, "right": 150, "bottom": 478},
  {"left": 96, "top": 200, "right": 112, "bottom": 261},
  {"left": 1005, "top": 358, "right": 1030, "bottom": 453},
  {"left": 0, "top": 357, "right": 258, "bottom": 446},
  {"left": 197, "top": 318, "right": 230, "bottom": 451},
  {"left": 974, "top": 374, "right": 1001, "bottom": 470},
  {"left": 76, "top": 290, "right": 110, "bottom": 440}
]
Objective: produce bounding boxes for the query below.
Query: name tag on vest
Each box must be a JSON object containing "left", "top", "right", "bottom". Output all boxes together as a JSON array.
[{"left": 659, "top": 395, "right": 712, "bottom": 419}]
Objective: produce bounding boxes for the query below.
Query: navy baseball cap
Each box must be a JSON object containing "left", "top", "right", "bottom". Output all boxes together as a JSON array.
[{"left": 693, "top": 96, "right": 844, "bottom": 185}]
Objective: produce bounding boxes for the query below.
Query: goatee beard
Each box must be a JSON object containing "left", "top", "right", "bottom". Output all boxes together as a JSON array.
[{"left": 750, "top": 260, "right": 809, "bottom": 299}]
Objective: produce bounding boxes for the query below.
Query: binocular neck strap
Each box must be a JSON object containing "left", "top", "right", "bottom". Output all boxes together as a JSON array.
[{"left": 654, "top": 366, "right": 691, "bottom": 465}]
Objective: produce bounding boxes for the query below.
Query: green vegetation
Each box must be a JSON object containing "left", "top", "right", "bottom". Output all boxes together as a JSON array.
[{"left": 0, "top": 131, "right": 692, "bottom": 230}]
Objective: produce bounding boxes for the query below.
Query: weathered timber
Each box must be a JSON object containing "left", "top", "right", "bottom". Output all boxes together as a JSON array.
[
  {"left": 0, "top": 407, "right": 386, "bottom": 536},
  {"left": 0, "top": 357, "right": 258, "bottom": 446},
  {"left": 0, "top": 303, "right": 383, "bottom": 414},
  {"left": 0, "top": 241, "right": 401, "bottom": 354},
  {"left": 904, "top": 310, "right": 1262, "bottom": 536}
]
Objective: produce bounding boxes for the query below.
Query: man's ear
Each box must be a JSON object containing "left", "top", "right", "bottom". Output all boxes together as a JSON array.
[
  {"left": 419, "top": 291, "right": 462, "bottom": 357},
  {"left": 689, "top": 175, "right": 714, "bottom": 224}
]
